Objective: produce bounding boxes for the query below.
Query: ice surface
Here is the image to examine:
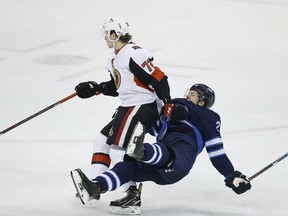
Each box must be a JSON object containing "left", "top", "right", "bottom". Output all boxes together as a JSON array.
[{"left": 0, "top": 0, "right": 287, "bottom": 215}]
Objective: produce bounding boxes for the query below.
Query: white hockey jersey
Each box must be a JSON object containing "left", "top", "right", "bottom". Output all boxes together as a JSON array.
[{"left": 106, "top": 43, "right": 165, "bottom": 107}]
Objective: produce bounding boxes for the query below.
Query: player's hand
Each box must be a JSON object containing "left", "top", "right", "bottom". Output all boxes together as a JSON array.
[
  {"left": 225, "top": 171, "right": 251, "bottom": 194},
  {"left": 75, "top": 81, "right": 101, "bottom": 98},
  {"left": 163, "top": 103, "right": 189, "bottom": 121},
  {"left": 163, "top": 103, "right": 174, "bottom": 118}
]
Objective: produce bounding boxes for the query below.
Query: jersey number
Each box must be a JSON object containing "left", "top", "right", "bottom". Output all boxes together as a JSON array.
[{"left": 141, "top": 60, "right": 154, "bottom": 72}]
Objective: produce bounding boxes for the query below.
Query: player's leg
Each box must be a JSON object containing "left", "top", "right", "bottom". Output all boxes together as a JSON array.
[
  {"left": 104, "top": 105, "right": 142, "bottom": 213},
  {"left": 90, "top": 132, "right": 111, "bottom": 179},
  {"left": 106, "top": 102, "right": 158, "bottom": 214},
  {"left": 74, "top": 132, "right": 110, "bottom": 205}
]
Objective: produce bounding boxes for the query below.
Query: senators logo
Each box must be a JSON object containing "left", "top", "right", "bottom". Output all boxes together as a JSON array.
[{"left": 112, "top": 65, "right": 121, "bottom": 89}]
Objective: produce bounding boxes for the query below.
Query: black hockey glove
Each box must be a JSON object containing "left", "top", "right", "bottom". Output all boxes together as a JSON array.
[
  {"left": 225, "top": 171, "right": 251, "bottom": 195},
  {"left": 75, "top": 81, "right": 102, "bottom": 99},
  {"left": 171, "top": 104, "right": 189, "bottom": 121},
  {"left": 163, "top": 104, "right": 189, "bottom": 121}
]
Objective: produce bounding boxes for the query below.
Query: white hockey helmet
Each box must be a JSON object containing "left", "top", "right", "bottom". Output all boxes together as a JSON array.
[{"left": 102, "top": 17, "right": 130, "bottom": 38}]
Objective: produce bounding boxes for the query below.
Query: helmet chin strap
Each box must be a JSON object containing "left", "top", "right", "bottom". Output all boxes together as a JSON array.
[{"left": 108, "top": 34, "right": 121, "bottom": 49}]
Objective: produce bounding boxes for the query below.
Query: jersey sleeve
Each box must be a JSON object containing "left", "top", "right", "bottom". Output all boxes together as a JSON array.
[
  {"left": 99, "top": 73, "right": 118, "bottom": 97},
  {"left": 169, "top": 98, "right": 235, "bottom": 177},
  {"left": 129, "top": 55, "right": 171, "bottom": 104},
  {"left": 205, "top": 136, "right": 234, "bottom": 177}
]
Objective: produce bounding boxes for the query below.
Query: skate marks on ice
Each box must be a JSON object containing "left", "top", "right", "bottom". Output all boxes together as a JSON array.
[
  {"left": 57, "top": 67, "right": 106, "bottom": 81},
  {"left": 0, "top": 39, "right": 90, "bottom": 66},
  {"left": 142, "top": 206, "right": 246, "bottom": 216},
  {"left": 35, "top": 55, "right": 90, "bottom": 65},
  {"left": 225, "top": 124, "right": 288, "bottom": 135},
  {"left": 143, "top": 47, "right": 217, "bottom": 78},
  {"left": 217, "top": 0, "right": 288, "bottom": 7},
  {"left": 0, "top": 139, "right": 93, "bottom": 144},
  {"left": 156, "top": 63, "right": 217, "bottom": 79},
  {"left": 0, "top": 39, "right": 67, "bottom": 52}
]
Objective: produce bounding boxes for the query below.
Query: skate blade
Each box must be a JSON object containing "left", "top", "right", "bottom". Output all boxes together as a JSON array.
[
  {"left": 109, "top": 206, "right": 141, "bottom": 215},
  {"left": 74, "top": 192, "right": 98, "bottom": 207},
  {"left": 70, "top": 170, "right": 92, "bottom": 205}
]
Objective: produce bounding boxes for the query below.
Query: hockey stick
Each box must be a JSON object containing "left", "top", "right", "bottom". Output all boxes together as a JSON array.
[
  {"left": 0, "top": 92, "right": 77, "bottom": 136},
  {"left": 248, "top": 152, "right": 288, "bottom": 181}
]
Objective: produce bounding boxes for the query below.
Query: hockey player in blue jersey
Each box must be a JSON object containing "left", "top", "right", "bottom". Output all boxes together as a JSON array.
[{"left": 71, "top": 83, "right": 251, "bottom": 214}]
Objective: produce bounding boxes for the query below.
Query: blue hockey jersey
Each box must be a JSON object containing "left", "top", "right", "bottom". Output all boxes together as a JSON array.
[{"left": 151, "top": 98, "right": 234, "bottom": 177}]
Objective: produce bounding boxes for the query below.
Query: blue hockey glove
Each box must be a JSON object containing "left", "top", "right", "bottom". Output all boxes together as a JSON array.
[{"left": 225, "top": 171, "right": 251, "bottom": 195}]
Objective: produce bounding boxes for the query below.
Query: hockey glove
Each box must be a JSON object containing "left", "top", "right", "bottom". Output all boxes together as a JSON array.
[
  {"left": 225, "top": 171, "right": 251, "bottom": 195},
  {"left": 163, "top": 103, "right": 174, "bottom": 118},
  {"left": 75, "top": 81, "right": 102, "bottom": 98},
  {"left": 163, "top": 104, "right": 189, "bottom": 121}
]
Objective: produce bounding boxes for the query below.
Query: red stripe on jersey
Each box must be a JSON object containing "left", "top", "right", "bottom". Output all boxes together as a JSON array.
[
  {"left": 115, "top": 44, "right": 128, "bottom": 54},
  {"left": 91, "top": 153, "right": 111, "bottom": 167},
  {"left": 114, "top": 106, "right": 135, "bottom": 146},
  {"left": 134, "top": 76, "right": 154, "bottom": 92},
  {"left": 151, "top": 66, "right": 165, "bottom": 81}
]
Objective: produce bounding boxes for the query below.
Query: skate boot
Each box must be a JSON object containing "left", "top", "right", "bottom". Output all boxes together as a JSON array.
[
  {"left": 109, "top": 183, "right": 143, "bottom": 215},
  {"left": 126, "top": 122, "right": 145, "bottom": 161},
  {"left": 71, "top": 168, "right": 101, "bottom": 206}
]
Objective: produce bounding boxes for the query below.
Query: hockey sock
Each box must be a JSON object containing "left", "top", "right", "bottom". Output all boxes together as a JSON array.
[
  {"left": 143, "top": 142, "right": 170, "bottom": 167},
  {"left": 91, "top": 133, "right": 111, "bottom": 179},
  {"left": 94, "top": 161, "right": 139, "bottom": 192}
]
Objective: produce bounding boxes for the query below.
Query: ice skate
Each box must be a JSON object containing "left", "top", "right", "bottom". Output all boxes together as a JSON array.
[
  {"left": 70, "top": 168, "right": 101, "bottom": 206},
  {"left": 109, "top": 183, "right": 143, "bottom": 215}
]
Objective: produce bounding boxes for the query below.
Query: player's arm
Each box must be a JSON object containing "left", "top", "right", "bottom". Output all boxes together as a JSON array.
[
  {"left": 98, "top": 74, "right": 118, "bottom": 96},
  {"left": 205, "top": 135, "right": 251, "bottom": 194},
  {"left": 129, "top": 58, "right": 171, "bottom": 103},
  {"left": 75, "top": 74, "right": 118, "bottom": 98},
  {"left": 205, "top": 136, "right": 235, "bottom": 177},
  {"left": 129, "top": 56, "right": 189, "bottom": 120}
]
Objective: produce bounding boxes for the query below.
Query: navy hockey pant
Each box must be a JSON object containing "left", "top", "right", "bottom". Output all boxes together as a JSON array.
[{"left": 95, "top": 131, "right": 198, "bottom": 191}]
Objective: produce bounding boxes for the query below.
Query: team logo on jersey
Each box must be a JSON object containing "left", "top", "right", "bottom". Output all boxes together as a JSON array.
[{"left": 112, "top": 65, "right": 121, "bottom": 89}]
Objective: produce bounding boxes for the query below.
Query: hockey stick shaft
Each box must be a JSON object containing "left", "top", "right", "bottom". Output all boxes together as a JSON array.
[
  {"left": 248, "top": 152, "right": 288, "bottom": 181},
  {"left": 0, "top": 92, "right": 77, "bottom": 136}
]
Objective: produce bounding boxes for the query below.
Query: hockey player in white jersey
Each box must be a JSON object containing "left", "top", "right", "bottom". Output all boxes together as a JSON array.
[{"left": 74, "top": 17, "right": 182, "bottom": 213}]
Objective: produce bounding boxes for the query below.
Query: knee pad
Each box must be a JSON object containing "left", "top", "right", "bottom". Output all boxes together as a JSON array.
[
  {"left": 93, "top": 133, "right": 110, "bottom": 153},
  {"left": 109, "top": 145, "right": 126, "bottom": 166}
]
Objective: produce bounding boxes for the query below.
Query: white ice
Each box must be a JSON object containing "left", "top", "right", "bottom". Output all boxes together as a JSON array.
[{"left": 0, "top": 0, "right": 288, "bottom": 215}]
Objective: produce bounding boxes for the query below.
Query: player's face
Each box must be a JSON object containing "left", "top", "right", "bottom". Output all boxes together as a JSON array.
[
  {"left": 104, "top": 34, "right": 114, "bottom": 48},
  {"left": 104, "top": 32, "right": 119, "bottom": 48},
  {"left": 185, "top": 90, "right": 201, "bottom": 105}
]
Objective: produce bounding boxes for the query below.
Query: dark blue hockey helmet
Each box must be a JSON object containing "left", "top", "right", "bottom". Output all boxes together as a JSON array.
[{"left": 189, "top": 84, "right": 215, "bottom": 108}]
